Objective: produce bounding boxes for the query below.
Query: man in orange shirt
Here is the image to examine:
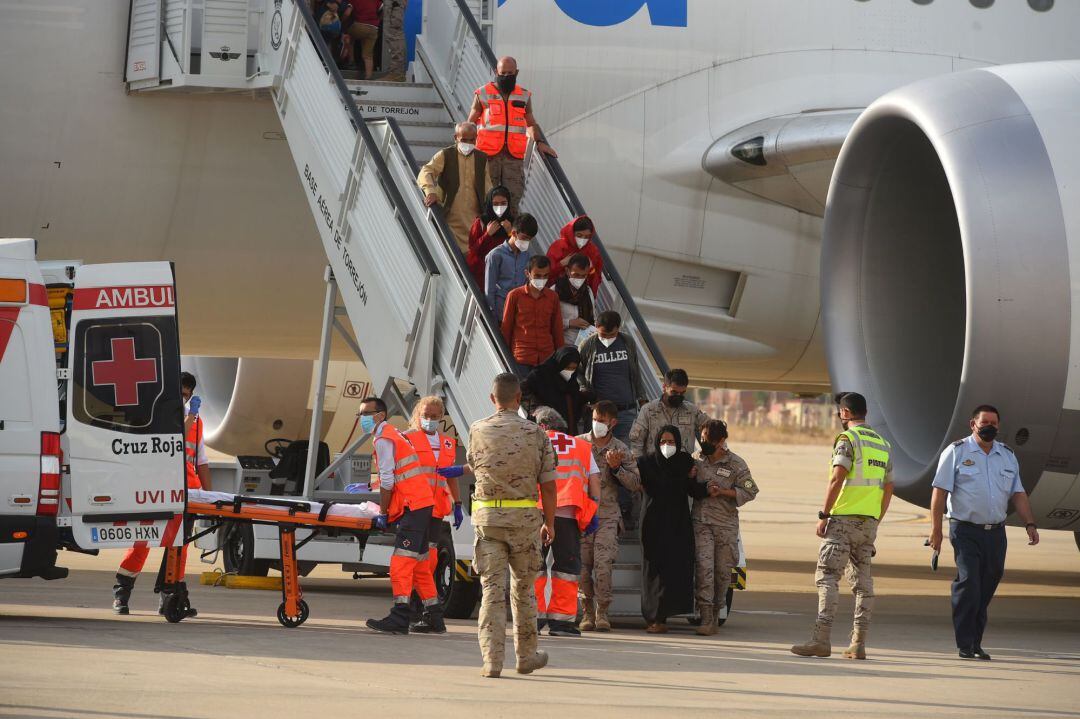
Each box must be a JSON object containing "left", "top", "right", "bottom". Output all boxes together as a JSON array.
[{"left": 501, "top": 255, "right": 564, "bottom": 372}]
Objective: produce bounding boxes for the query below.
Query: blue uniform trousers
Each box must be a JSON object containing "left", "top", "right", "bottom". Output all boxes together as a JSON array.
[{"left": 949, "top": 520, "right": 1007, "bottom": 650}]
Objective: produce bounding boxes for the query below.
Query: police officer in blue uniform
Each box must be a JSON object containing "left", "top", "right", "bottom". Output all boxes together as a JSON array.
[{"left": 929, "top": 404, "right": 1040, "bottom": 660}]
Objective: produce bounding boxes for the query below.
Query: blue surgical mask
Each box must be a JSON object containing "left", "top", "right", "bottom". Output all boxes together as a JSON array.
[
  {"left": 421, "top": 418, "right": 439, "bottom": 434},
  {"left": 360, "top": 414, "right": 378, "bottom": 434}
]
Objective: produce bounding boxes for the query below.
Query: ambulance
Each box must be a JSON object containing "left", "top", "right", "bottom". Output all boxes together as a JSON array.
[{"left": 0, "top": 238, "right": 186, "bottom": 580}]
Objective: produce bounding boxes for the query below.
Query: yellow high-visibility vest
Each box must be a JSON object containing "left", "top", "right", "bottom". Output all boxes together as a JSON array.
[{"left": 831, "top": 425, "right": 890, "bottom": 519}]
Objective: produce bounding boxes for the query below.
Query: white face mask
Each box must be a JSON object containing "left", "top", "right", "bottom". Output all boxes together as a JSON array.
[
  {"left": 458, "top": 142, "right": 475, "bottom": 156},
  {"left": 493, "top": 204, "right": 508, "bottom": 217},
  {"left": 420, "top": 418, "right": 439, "bottom": 434},
  {"left": 598, "top": 335, "right": 616, "bottom": 348},
  {"left": 559, "top": 368, "right": 574, "bottom": 381},
  {"left": 592, "top": 420, "right": 610, "bottom": 438},
  {"left": 530, "top": 277, "right": 547, "bottom": 290},
  {"left": 575, "top": 235, "right": 590, "bottom": 249},
  {"left": 514, "top": 238, "right": 531, "bottom": 252},
  {"left": 569, "top": 277, "right": 586, "bottom": 289},
  {"left": 660, "top": 444, "right": 676, "bottom": 459}
]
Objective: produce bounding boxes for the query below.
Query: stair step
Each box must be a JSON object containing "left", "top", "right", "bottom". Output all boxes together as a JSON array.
[
  {"left": 345, "top": 80, "right": 439, "bottom": 104},
  {"left": 353, "top": 99, "right": 453, "bottom": 125}
]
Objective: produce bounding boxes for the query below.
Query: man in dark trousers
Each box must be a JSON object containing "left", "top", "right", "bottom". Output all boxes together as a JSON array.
[{"left": 929, "top": 404, "right": 1040, "bottom": 660}]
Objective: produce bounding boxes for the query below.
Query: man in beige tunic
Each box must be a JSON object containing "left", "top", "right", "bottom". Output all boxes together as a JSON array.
[{"left": 417, "top": 122, "right": 489, "bottom": 254}]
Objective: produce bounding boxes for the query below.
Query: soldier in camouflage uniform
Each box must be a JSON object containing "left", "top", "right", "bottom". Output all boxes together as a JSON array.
[
  {"left": 792, "top": 392, "right": 894, "bottom": 660},
  {"left": 466, "top": 373, "right": 557, "bottom": 679},
  {"left": 577, "top": 400, "right": 640, "bottom": 632},
  {"left": 692, "top": 419, "right": 758, "bottom": 635},
  {"left": 382, "top": 0, "right": 407, "bottom": 82},
  {"left": 628, "top": 368, "right": 708, "bottom": 460}
]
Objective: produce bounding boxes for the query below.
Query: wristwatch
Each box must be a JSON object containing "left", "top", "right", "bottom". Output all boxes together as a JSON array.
[{"left": 818, "top": 511, "right": 830, "bottom": 520}]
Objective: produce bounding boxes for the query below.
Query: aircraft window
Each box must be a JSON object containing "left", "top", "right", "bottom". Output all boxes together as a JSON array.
[
  {"left": 1027, "top": 0, "right": 1053, "bottom": 10},
  {"left": 731, "top": 136, "right": 766, "bottom": 166},
  {"left": 969, "top": 0, "right": 993, "bottom": 7}
]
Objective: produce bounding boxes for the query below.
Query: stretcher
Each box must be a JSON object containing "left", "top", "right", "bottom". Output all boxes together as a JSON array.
[{"left": 161, "top": 491, "right": 380, "bottom": 627}]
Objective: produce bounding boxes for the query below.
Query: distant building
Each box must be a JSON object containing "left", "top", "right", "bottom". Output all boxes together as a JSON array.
[{"left": 703, "top": 389, "right": 840, "bottom": 432}]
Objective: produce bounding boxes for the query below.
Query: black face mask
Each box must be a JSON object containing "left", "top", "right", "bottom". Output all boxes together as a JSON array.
[
  {"left": 977, "top": 425, "right": 998, "bottom": 442},
  {"left": 699, "top": 441, "right": 717, "bottom": 457},
  {"left": 665, "top": 393, "right": 684, "bottom": 408},
  {"left": 496, "top": 73, "right": 517, "bottom": 95}
]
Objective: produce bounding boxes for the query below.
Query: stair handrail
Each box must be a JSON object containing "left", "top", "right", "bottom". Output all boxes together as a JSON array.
[
  {"left": 373, "top": 115, "right": 520, "bottom": 375},
  {"left": 292, "top": 0, "right": 439, "bottom": 277},
  {"left": 442, "top": 0, "right": 671, "bottom": 380}
]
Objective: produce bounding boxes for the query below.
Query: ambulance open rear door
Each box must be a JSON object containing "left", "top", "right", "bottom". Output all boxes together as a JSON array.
[{"left": 63, "top": 263, "right": 186, "bottom": 552}]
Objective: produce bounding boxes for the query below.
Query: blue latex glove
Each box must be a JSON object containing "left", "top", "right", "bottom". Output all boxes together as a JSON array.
[
  {"left": 188, "top": 395, "right": 201, "bottom": 416},
  {"left": 452, "top": 502, "right": 464, "bottom": 529},
  {"left": 437, "top": 465, "right": 465, "bottom": 479},
  {"left": 583, "top": 515, "right": 599, "bottom": 536},
  {"left": 373, "top": 514, "right": 388, "bottom": 531}
]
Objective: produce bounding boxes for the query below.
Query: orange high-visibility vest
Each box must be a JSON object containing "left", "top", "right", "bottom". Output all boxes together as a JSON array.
[
  {"left": 539, "top": 430, "right": 598, "bottom": 531},
  {"left": 185, "top": 416, "right": 203, "bottom": 490},
  {"left": 374, "top": 425, "right": 435, "bottom": 522},
  {"left": 404, "top": 429, "right": 457, "bottom": 519},
  {"left": 474, "top": 82, "right": 531, "bottom": 159}
]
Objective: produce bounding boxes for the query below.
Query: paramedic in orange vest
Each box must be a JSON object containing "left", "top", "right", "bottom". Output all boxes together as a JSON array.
[
  {"left": 363, "top": 397, "right": 440, "bottom": 635},
  {"left": 402, "top": 395, "right": 469, "bottom": 634},
  {"left": 532, "top": 406, "right": 600, "bottom": 637},
  {"left": 112, "top": 371, "right": 209, "bottom": 616},
  {"left": 468, "top": 56, "right": 557, "bottom": 213}
]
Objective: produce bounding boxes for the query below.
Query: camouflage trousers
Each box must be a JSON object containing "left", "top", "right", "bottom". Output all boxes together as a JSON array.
[
  {"left": 579, "top": 516, "right": 620, "bottom": 609},
  {"left": 486, "top": 152, "right": 525, "bottom": 212},
  {"left": 693, "top": 521, "right": 738, "bottom": 613},
  {"left": 474, "top": 523, "right": 542, "bottom": 668},
  {"left": 385, "top": 0, "right": 407, "bottom": 76},
  {"left": 815, "top": 515, "right": 877, "bottom": 630}
]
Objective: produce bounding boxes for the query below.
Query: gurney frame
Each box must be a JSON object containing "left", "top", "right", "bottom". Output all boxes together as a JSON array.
[{"left": 161, "top": 494, "right": 375, "bottom": 627}]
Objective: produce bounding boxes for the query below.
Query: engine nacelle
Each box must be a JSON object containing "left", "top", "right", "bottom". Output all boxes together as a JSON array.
[{"left": 822, "top": 61, "right": 1080, "bottom": 529}]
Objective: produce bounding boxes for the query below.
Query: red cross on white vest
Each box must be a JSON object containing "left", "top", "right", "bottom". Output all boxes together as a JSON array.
[
  {"left": 91, "top": 337, "right": 158, "bottom": 406},
  {"left": 550, "top": 433, "right": 575, "bottom": 455}
]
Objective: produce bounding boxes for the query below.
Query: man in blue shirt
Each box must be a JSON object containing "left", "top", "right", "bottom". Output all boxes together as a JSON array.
[
  {"left": 929, "top": 404, "right": 1040, "bottom": 660},
  {"left": 485, "top": 213, "right": 537, "bottom": 322}
]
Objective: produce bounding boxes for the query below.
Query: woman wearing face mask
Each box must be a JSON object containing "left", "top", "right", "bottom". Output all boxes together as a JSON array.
[
  {"left": 552, "top": 253, "right": 595, "bottom": 345},
  {"left": 637, "top": 425, "right": 709, "bottom": 633},
  {"left": 546, "top": 216, "right": 605, "bottom": 293},
  {"left": 401, "top": 396, "right": 468, "bottom": 633},
  {"left": 522, "top": 346, "right": 594, "bottom": 434},
  {"left": 467, "top": 186, "right": 515, "bottom": 289}
]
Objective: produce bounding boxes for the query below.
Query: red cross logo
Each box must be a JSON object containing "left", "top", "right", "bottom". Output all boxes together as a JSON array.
[
  {"left": 550, "top": 433, "right": 575, "bottom": 455},
  {"left": 443, "top": 438, "right": 454, "bottom": 451},
  {"left": 91, "top": 337, "right": 158, "bottom": 407}
]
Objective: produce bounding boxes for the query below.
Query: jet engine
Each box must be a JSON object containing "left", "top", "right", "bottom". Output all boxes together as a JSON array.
[{"left": 822, "top": 61, "right": 1080, "bottom": 530}]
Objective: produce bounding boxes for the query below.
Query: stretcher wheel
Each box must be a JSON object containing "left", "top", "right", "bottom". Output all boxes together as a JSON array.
[
  {"left": 277, "top": 600, "right": 309, "bottom": 628},
  {"left": 162, "top": 594, "right": 190, "bottom": 624}
]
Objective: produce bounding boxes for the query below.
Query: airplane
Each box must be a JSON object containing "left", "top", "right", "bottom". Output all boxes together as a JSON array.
[{"left": 1, "top": 0, "right": 1079, "bottom": 540}]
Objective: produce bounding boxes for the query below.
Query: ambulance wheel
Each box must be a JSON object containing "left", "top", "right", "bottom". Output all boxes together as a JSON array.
[
  {"left": 437, "top": 524, "right": 479, "bottom": 619},
  {"left": 163, "top": 594, "right": 189, "bottom": 624},
  {"left": 277, "top": 600, "right": 309, "bottom": 628},
  {"left": 715, "top": 587, "right": 735, "bottom": 627},
  {"left": 222, "top": 522, "right": 271, "bottom": 577}
]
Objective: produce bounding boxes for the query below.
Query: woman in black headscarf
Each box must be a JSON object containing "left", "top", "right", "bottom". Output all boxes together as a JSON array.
[
  {"left": 638, "top": 424, "right": 708, "bottom": 632},
  {"left": 467, "top": 185, "right": 515, "bottom": 289},
  {"left": 522, "top": 346, "right": 594, "bottom": 434}
]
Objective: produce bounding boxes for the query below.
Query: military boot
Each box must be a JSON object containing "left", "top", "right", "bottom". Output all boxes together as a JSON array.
[
  {"left": 579, "top": 604, "right": 596, "bottom": 632},
  {"left": 696, "top": 606, "right": 717, "bottom": 636},
  {"left": 515, "top": 650, "right": 549, "bottom": 675},
  {"left": 843, "top": 628, "right": 867, "bottom": 660},
  {"left": 791, "top": 624, "right": 832, "bottom": 657},
  {"left": 112, "top": 573, "right": 135, "bottom": 615},
  {"left": 594, "top": 603, "right": 612, "bottom": 632}
]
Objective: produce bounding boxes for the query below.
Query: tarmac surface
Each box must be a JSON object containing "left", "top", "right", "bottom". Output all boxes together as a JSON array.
[{"left": 2, "top": 442, "right": 1079, "bottom": 718}]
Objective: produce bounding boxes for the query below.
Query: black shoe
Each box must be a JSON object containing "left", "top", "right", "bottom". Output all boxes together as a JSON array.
[
  {"left": 112, "top": 599, "right": 129, "bottom": 615},
  {"left": 537, "top": 619, "right": 548, "bottom": 632},
  {"left": 367, "top": 616, "right": 410, "bottom": 635},
  {"left": 973, "top": 647, "right": 991, "bottom": 661},
  {"left": 411, "top": 612, "right": 447, "bottom": 634},
  {"left": 959, "top": 648, "right": 976, "bottom": 659},
  {"left": 548, "top": 622, "right": 582, "bottom": 637}
]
